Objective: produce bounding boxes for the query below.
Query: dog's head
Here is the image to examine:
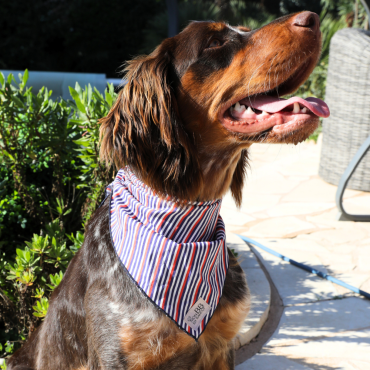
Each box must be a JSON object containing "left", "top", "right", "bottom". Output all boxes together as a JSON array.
[{"left": 100, "top": 11, "right": 328, "bottom": 205}]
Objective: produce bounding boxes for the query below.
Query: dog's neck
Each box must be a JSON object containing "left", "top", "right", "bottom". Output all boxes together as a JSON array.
[
  {"left": 176, "top": 87, "right": 252, "bottom": 204},
  {"left": 196, "top": 147, "right": 248, "bottom": 201}
]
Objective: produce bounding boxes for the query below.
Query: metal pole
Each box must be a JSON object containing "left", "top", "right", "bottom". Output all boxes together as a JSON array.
[{"left": 166, "top": 0, "right": 178, "bottom": 37}]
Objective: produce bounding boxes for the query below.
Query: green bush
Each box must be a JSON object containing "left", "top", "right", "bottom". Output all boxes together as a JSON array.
[{"left": 0, "top": 71, "right": 116, "bottom": 358}]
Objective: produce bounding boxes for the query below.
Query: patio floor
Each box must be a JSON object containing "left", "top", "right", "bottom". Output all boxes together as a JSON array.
[{"left": 220, "top": 135, "right": 370, "bottom": 369}]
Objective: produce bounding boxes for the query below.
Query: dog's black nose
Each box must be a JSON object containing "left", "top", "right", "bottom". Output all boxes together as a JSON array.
[{"left": 292, "top": 11, "right": 320, "bottom": 32}]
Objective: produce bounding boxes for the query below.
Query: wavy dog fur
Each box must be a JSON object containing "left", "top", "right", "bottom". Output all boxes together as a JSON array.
[{"left": 100, "top": 45, "right": 204, "bottom": 204}]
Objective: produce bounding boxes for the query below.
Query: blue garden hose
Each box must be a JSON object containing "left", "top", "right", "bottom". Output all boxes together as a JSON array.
[{"left": 236, "top": 234, "right": 370, "bottom": 301}]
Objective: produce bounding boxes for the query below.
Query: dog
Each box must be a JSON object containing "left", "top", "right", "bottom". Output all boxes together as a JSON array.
[{"left": 7, "top": 11, "right": 329, "bottom": 370}]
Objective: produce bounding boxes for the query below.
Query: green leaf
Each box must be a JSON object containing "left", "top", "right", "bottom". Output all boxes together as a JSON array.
[
  {"left": 87, "top": 84, "right": 92, "bottom": 105},
  {"left": 23, "top": 69, "right": 29, "bottom": 86},
  {"left": 32, "top": 297, "right": 49, "bottom": 319},
  {"left": 2, "top": 150, "right": 15, "bottom": 161},
  {"left": 69, "top": 87, "right": 86, "bottom": 113},
  {"left": 105, "top": 89, "right": 113, "bottom": 107},
  {"left": 93, "top": 87, "right": 104, "bottom": 100},
  {"left": 75, "top": 82, "right": 83, "bottom": 96},
  {"left": 11, "top": 95, "right": 24, "bottom": 108},
  {"left": 5, "top": 342, "right": 14, "bottom": 353},
  {"left": 47, "top": 271, "right": 64, "bottom": 290},
  {"left": 69, "top": 118, "right": 84, "bottom": 124},
  {"left": 44, "top": 87, "right": 49, "bottom": 102},
  {"left": 16, "top": 248, "right": 24, "bottom": 258},
  {"left": 74, "top": 138, "right": 90, "bottom": 147},
  {"left": 0, "top": 72, "right": 4, "bottom": 86}
]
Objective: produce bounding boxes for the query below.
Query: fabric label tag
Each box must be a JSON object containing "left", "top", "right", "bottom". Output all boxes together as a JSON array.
[{"left": 184, "top": 298, "right": 211, "bottom": 330}]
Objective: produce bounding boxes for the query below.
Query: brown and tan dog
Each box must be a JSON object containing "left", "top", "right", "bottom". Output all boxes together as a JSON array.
[{"left": 7, "top": 11, "right": 325, "bottom": 370}]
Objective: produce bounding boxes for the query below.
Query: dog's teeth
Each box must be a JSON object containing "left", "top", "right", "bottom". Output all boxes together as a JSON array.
[
  {"left": 292, "top": 102, "right": 300, "bottom": 114},
  {"left": 234, "top": 102, "right": 246, "bottom": 112},
  {"left": 301, "top": 107, "right": 307, "bottom": 113},
  {"left": 261, "top": 111, "right": 269, "bottom": 116},
  {"left": 246, "top": 106, "right": 254, "bottom": 114}
]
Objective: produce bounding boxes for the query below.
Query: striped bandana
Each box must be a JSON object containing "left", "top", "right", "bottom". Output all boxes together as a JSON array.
[{"left": 107, "top": 167, "right": 228, "bottom": 340}]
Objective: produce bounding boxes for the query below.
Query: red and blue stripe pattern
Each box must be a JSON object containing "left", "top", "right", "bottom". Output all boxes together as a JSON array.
[{"left": 108, "top": 167, "right": 228, "bottom": 339}]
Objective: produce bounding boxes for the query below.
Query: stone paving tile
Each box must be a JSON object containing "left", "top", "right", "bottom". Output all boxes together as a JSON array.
[
  {"left": 240, "top": 193, "right": 283, "bottom": 215},
  {"left": 262, "top": 299, "right": 370, "bottom": 370},
  {"left": 356, "top": 222, "right": 370, "bottom": 234},
  {"left": 361, "top": 278, "right": 370, "bottom": 292},
  {"left": 305, "top": 208, "right": 343, "bottom": 228},
  {"left": 342, "top": 194, "right": 370, "bottom": 215},
  {"left": 220, "top": 206, "right": 255, "bottom": 226},
  {"left": 277, "top": 155, "right": 321, "bottom": 177},
  {"left": 266, "top": 202, "right": 334, "bottom": 217},
  {"left": 236, "top": 353, "right": 313, "bottom": 369},
  {"left": 249, "top": 244, "right": 340, "bottom": 305},
  {"left": 237, "top": 250, "right": 261, "bottom": 270},
  {"left": 269, "top": 331, "right": 370, "bottom": 370},
  {"left": 298, "top": 224, "right": 369, "bottom": 247},
  {"left": 255, "top": 238, "right": 332, "bottom": 254},
  {"left": 355, "top": 247, "right": 370, "bottom": 272},
  {"left": 359, "top": 238, "right": 370, "bottom": 246},
  {"left": 247, "top": 142, "right": 310, "bottom": 165},
  {"left": 267, "top": 298, "right": 370, "bottom": 345},
  {"left": 222, "top": 190, "right": 282, "bottom": 215},
  {"left": 239, "top": 172, "right": 302, "bottom": 195},
  {"left": 282, "top": 178, "right": 358, "bottom": 203},
  {"left": 241, "top": 216, "right": 318, "bottom": 238},
  {"left": 313, "top": 251, "right": 357, "bottom": 274}
]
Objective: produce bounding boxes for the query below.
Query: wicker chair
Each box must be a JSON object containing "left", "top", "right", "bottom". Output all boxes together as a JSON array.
[{"left": 319, "top": 28, "right": 370, "bottom": 221}]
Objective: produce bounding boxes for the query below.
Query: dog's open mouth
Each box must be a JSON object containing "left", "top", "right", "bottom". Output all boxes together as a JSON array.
[
  {"left": 222, "top": 94, "right": 330, "bottom": 135},
  {"left": 220, "top": 56, "right": 330, "bottom": 138}
]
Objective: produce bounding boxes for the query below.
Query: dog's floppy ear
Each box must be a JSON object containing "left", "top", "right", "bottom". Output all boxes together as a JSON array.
[{"left": 100, "top": 41, "right": 203, "bottom": 202}]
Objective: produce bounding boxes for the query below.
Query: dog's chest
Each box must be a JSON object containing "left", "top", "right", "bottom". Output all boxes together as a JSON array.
[{"left": 118, "top": 294, "right": 249, "bottom": 370}]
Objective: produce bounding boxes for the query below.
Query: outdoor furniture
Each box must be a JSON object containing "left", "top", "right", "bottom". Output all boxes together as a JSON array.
[
  {"left": 319, "top": 28, "right": 370, "bottom": 221},
  {"left": 336, "top": 135, "right": 370, "bottom": 221}
]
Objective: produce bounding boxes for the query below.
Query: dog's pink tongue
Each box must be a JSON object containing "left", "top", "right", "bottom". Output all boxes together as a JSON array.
[{"left": 240, "top": 96, "right": 330, "bottom": 118}]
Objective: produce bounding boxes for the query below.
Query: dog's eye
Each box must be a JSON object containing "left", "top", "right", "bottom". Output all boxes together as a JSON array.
[{"left": 207, "top": 39, "right": 223, "bottom": 49}]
